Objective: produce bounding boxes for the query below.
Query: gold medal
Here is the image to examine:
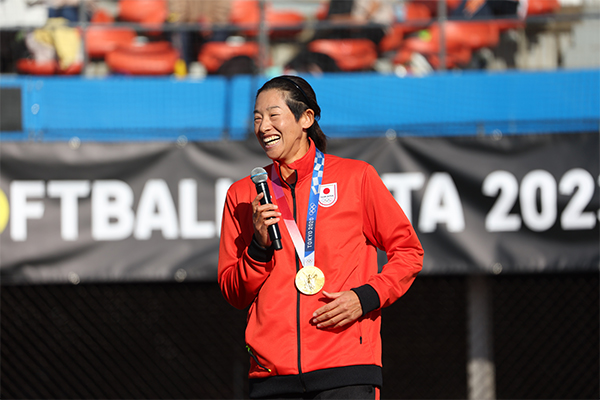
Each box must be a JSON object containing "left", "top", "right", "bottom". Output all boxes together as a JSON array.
[{"left": 295, "top": 266, "right": 325, "bottom": 295}]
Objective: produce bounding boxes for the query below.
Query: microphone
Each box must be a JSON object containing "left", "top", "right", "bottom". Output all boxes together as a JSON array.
[{"left": 251, "top": 167, "right": 283, "bottom": 251}]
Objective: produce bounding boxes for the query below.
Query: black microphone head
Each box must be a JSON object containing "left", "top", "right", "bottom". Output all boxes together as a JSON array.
[{"left": 251, "top": 167, "right": 268, "bottom": 184}]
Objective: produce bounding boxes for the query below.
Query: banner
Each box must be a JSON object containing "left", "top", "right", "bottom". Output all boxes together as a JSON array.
[{"left": 1, "top": 132, "right": 598, "bottom": 283}]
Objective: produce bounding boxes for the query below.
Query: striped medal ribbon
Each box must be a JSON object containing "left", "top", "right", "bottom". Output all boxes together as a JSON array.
[{"left": 270, "top": 148, "right": 325, "bottom": 295}]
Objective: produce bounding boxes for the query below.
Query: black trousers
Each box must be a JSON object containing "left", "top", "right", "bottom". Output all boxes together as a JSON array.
[{"left": 259, "top": 385, "right": 378, "bottom": 400}]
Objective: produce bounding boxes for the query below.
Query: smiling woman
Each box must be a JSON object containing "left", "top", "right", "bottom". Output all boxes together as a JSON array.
[
  {"left": 253, "top": 89, "right": 311, "bottom": 180},
  {"left": 217, "top": 75, "right": 424, "bottom": 399},
  {"left": 253, "top": 77, "right": 327, "bottom": 170}
]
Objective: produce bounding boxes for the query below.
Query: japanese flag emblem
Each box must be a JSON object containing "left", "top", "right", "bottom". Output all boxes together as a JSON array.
[{"left": 319, "top": 183, "right": 337, "bottom": 207}]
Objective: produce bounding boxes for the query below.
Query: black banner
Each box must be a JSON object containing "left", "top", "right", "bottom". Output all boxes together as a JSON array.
[{"left": 1, "top": 132, "right": 598, "bottom": 283}]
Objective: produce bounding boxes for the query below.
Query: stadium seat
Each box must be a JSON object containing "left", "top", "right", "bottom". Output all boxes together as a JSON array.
[
  {"left": 57, "top": 61, "right": 84, "bottom": 75},
  {"left": 492, "top": 18, "right": 525, "bottom": 32},
  {"left": 17, "top": 59, "right": 56, "bottom": 75},
  {"left": 266, "top": 9, "right": 305, "bottom": 39},
  {"left": 308, "top": 39, "right": 377, "bottom": 71},
  {"left": 403, "top": 1, "right": 433, "bottom": 29},
  {"left": 116, "top": 40, "right": 172, "bottom": 53},
  {"left": 379, "top": 1, "right": 432, "bottom": 53},
  {"left": 85, "top": 27, "right": 137, "bottom": 59},
  {"left": 118, "top": 0, "right": 168, "bottom": 26},
  {"left": 426, "top": 46, "right": 472, "bottom": 69},
  {"left": 379, "top": 24, "right": 405, "bottom": 53},
  {"left": 314, "top": 2, "right": 329, "bottom": 21},
  {"left": 395, "top": 20, "right": 501, "bottom": 70},
  {"left": 106, "top": 41, "right": 179, "bottom": 75},
  {"left": 197, "top": 41, "right": 259, "bottom": 73},
  {"left": 228, "top": 0, "right": 305, "bottom": 38},
  {"left": 444, "top": 21, "right": 499, "bottom": 50},
  {"left": 527, "top": 0, "right": 561, "bottom": 15},
  {"left": 90, "top": 9, "right": 115, "bottom": 24},
  {"left": 402, "top": 20, "right": 499, "bottom": 54},
  {"left": 393, "top": 42, "right": 472, "bottom": 70},
  {"left": 410, "top": 0, "right": 462, "bottom": 16},
  {"left": 17, "top": 59, "right": 83, "bottom": 75}
]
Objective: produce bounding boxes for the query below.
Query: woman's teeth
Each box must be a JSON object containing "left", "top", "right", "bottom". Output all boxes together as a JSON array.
[{"left": 264, "top": 136, "right": 280, "bottom": 146}]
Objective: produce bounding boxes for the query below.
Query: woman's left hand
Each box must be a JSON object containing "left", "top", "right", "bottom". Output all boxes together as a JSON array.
[{"left": 312, "top": 291, "right": 363, "bottom": 329}]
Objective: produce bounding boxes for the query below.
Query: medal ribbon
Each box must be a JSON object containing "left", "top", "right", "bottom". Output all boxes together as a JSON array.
[{"left": 270, "top": 148, "right": 325, "bottom": 268}]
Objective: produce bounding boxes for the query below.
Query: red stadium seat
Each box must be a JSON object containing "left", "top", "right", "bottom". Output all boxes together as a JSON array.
[
  {"left": 106, "top": 41, "right": 179, "bottom": 75},
  {"left": 444, "top": 21, "right": 499, "bottom": 50},
  {"left": 395, "top": 20, "right": 500, "bottom": 70},
  {"left": 85, "top": 27, "right": 137, "bottom": 59},
  {"left": 492, "top": 18, "right": 525, "bottom": 32},
  {"left": 17, "top": 59, "right": 57, "bottom": 75},
  {"left": 393, "top": 43, "right": 472, "bottom": 70},
  {"left": 90, "top": 8, "right": 115, "bottom": 24},
  {"left": 57, "top": 61, "right": 83, "bottom": 75},
  {"left": 266, "top": 9, "right": 305, "bottom": 39},
  {"left": 315, "top": 2, "right": 329, "bottom": 20},
  {"left": 17, "top": 59, "right": 83, "bottom": 75},
  {"left": 410, "top": 0, "right": 458, "bottom": 16},
  {"left": 118, "top": 0, "right": 168, "bottom": 25},
  {"left": 380, "top": 1, "right": 433, "bottom": 52},
  {"left": 229, "top": 0, "right": 304, "bottom": 38},
  {"left": 527, "top": 0, "right": 561, "bottom": 15},
  {"left": 308, "top": 39, "right": 377, "bottom": 71},
  {"left": 427, "top": 46, "right": 472, "bottom": 69},
  {"left": 380, "top": 24, "right": 406, "bottom": 53},
  {"left": 403, "top": 21, "right": 499, "bottom": 54},
  {"left": 116, "top": 40, "right": 172, "bottom": 53},
  {"left": 197, "top": 41, "right": 259, "bottom": 73},
  {"left": 229, "top": 0, "right": 260, "bottom": 26}
]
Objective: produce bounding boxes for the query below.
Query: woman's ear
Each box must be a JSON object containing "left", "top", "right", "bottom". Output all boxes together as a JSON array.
[{"left": 301, "top": 109, "right": 315, "bottom": 129}]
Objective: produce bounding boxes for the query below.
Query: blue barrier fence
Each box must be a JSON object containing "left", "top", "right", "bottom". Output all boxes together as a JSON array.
[{"left": 1, "top": 69, "right": 598, "bottom": 142}]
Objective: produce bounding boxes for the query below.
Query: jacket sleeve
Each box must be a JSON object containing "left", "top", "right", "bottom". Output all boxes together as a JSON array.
[
  {"left": 359, "top": 164, "right": 424, "bottom": 310},
  {"left": 217, "top": 184, "right": 274, "bottom": 310}
]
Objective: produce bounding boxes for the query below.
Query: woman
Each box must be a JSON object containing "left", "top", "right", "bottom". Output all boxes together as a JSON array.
[{"left": 218, "top": 75, "right": 423, "bottom": 399}]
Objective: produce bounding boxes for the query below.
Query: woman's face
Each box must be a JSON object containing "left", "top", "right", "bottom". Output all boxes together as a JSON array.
[{"left": 254, "top": 89, "right": 313, "bottom": 165}]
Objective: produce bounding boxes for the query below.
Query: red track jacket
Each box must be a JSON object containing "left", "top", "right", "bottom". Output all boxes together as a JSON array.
[{"left": 218, "top": 142, "right": 423, "bottom": 398}]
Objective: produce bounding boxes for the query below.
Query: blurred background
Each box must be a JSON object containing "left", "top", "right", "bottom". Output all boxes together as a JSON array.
[{"left": 0, "top": 0, "right": 599, "bottom": 399}]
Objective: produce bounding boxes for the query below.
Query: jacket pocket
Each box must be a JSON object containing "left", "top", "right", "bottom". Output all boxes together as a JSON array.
[
  {"left": 246, "top": 345, "right": 272, "bottom": 373},
  {"left": 357, "top": 320, "right": 364, "bottom": 345}
]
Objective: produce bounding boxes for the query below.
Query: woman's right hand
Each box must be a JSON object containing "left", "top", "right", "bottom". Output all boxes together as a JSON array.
[{"left": 251, "top": 192, "right": 281, "bottom": 248}]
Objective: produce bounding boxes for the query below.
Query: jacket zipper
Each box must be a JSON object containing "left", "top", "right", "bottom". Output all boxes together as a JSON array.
[{"left": 285, "top": 175, "right": 306, "bottom": 391}]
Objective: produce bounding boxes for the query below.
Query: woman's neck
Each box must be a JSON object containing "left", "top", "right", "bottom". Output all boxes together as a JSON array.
[{"left": 279, "top": 164, "right": 297, "bottom": 185}]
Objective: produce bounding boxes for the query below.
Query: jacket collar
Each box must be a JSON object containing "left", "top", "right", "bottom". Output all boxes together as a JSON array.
[{"left": 273, "top": 139, "right": 316, "bottom": 185}]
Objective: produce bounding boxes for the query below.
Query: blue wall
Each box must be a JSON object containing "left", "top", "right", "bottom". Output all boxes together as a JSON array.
[{"left": 1, "top": 69, "right": 598, "bottom": 142}]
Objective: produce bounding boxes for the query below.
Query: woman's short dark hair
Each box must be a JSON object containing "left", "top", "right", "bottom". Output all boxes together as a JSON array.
[{"left": 256, "top": 75, "right": 327, "bottom": 153}]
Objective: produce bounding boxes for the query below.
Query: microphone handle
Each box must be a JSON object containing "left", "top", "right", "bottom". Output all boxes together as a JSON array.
[{"left": 256, "top": 182, "right": 283, "bottom": 251}]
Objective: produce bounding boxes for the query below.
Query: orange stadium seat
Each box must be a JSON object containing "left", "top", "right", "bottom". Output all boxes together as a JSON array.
[
  {"left": 402, "top": 20, "right": 499, "bottom": 53},
  {"left": 17, "top": 59, "right": 83, "bottom": 75},
  {"left": 527, "top": 0, "right": 561, "bottom": 15},
  {"left": 116, "top": 40, "right": 172, "bottom": 53},
  {"left": 229, "top": 0, "right": 304, "bottom": 38},
  {"left": 197, "top": 41, "right": 259, "bottom": 73},
  {"left": 90, "top": 8, "right": 115, "bottom": 24},
  {"left": 17, "top": 59, "right": 56, "bottom": 75},
  {"left": 445, "top": 21, "right": 499, "bottom": 50},
  {"left": 380, "top": 1, "right": 433, "bottom": 53},
  {"left": 404, "top": 1, "right": 434, "bottom": 28},
  {"left": 426, "top": 46, "right": 472, "bottom": 69},
  {"left": 106, "top": 41, "right": 179, "bottom": 75},
  {"left": 492, "top": 18, "right": 525, "bottom": 32},
  {"left": 396, "top": 20, "right": 501, "bottom": 69},
  {"left": 308, "top": 39, "right": 378, "bottom": 71},
  {"left": 266, "top": 9, "right": 305, "bottom": 39},
  {"left": 85, "top": 27, "right": 137, "bottom": 59},
  {"left": 118, "top": 0, "right": 168, "bottom": 26}
]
